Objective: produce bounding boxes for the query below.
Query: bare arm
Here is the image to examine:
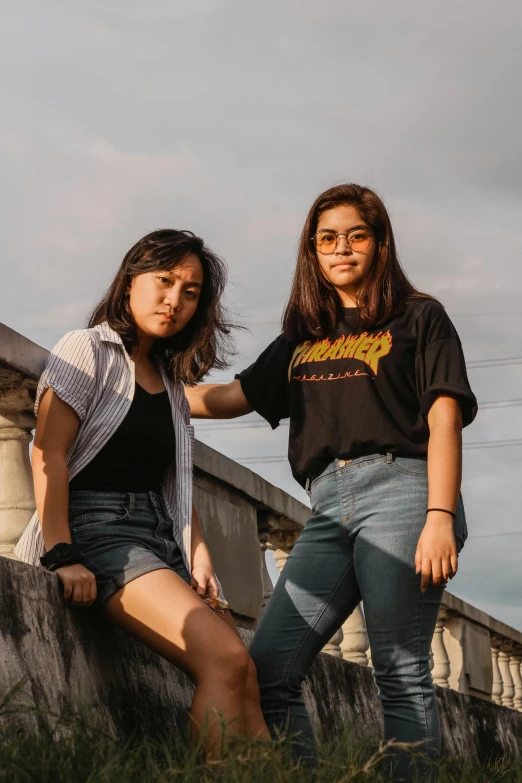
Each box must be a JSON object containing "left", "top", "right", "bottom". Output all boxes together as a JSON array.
[
  {"left": 185, "top": 379, "right": 253, "bottom": 419},
  {"left": 33, "top": 388, "right": 80, "bottom": 550},
  {"left": 190, "top": 503, "right": 219, "bottom": 598},
  {"left": 33, "top": 388, "right": 96, "bottom": 606},
  {"left": 415, "top": 395, "right": 463, "bottom": 592}
]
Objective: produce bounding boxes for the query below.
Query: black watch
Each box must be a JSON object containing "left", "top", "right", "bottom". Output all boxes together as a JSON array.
[{"left": 40, "top": 543, "right": 83, "bottom": 572}]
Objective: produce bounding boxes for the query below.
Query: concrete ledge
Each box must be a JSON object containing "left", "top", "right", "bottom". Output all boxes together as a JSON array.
[
  {"left": 0, "top": 322, "right": 48, "bottom": 388},
  {"left": 1, "top": 558, "right": 521, "bottom": 761},
  {"left": 443, "top": 591, "right": 522, "bottom": 647},
  {"left": 194, "top": 439, "right": 310, "bottom": 527}
]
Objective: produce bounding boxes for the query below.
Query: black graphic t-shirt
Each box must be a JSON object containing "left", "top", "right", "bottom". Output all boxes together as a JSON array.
[{"left": 236, "top": 298, "right": 477, "bottom": 488}]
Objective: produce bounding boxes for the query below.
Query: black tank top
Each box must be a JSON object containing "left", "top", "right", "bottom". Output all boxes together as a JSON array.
[{"left": 69, "top": 383, "right": 176, "bottom": 494}]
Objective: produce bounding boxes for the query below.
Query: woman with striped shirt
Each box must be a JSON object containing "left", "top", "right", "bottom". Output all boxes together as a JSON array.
[{"left": 14, "top": 229, "right": 268, "bottom": 754}]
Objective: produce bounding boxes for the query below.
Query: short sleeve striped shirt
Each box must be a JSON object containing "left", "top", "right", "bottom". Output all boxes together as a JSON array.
[{"left": 14, "top": 322, "right": 202, "bottom": 592}]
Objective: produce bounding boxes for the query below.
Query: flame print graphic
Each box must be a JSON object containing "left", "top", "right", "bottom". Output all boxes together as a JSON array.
[{"left": 288, "top": 331, "right": 393, "bottom": 381}]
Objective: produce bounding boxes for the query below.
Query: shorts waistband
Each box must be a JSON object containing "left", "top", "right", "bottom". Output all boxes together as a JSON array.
[{"left": 68, "top": 490, "right": 164, "bottom": 513}]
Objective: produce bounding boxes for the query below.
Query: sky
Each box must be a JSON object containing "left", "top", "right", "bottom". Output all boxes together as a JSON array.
[{"left": 1, "top": 0, "right": 521, "bottom": 629}]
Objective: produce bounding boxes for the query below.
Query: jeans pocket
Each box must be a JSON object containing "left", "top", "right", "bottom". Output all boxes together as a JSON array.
[
  {"left": 390, "top": 456, "right": 428, "bottom": 477},
  {"left": 69, "top": 504, "right": 130, "bottom": 532}
]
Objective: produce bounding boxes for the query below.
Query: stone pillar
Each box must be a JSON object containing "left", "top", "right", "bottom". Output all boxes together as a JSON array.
[
  {"left": 258, "top": 532, "right": 274, "bottom": 616},
  {"left": 323, "top": 628, "right": 344, "bottom": 659},
  {"left": 491, "top": 637, "right": 504, "bottom": 706},
  {"left": 340, "top": 603, "right": 369, "bottom": 666},
  {"left": 0, "top": 388, "right": 36, "bottom": 558},
  {"left": 266, "top": 530, "right": 300, "bottom": 575},
  {"left": 431, "top": 607, "right": 450, "bottom": 688},
  {"left": 443, "top": 612, "right": 493, "bottom": 699},
  {"left": 498, "top": 642, "right": 515, "bottom": 709},
  {"left": 509, "top": 649, "right": 522, "bottom": 712}
]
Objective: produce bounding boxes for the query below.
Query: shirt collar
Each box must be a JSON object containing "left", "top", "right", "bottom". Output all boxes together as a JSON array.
[{"left": 92, "top": 322, "right": 124, "bottom": 345}]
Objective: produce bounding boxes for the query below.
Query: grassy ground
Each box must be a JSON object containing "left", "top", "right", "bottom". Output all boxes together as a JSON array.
[{"left": 1, "top": 685, "right": 521, "bottom": 782}]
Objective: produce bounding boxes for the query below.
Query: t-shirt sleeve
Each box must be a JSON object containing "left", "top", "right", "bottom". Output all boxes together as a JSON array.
[
  {"left": 413, "top": 301, "right": 478, "bottom": 427},
  {"left": 35, "top": 330, "right": 97, "bottom": 422},
  {"left": 235, "top": 335, "right": 293, "bottom": 428}
]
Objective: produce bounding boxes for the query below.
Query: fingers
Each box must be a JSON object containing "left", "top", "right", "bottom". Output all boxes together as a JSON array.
[
  {"left": 450, "top": 553, "right": 458, "bottom": 577},
  {"left": 90, "top": 578, "right": 98, "bottom": 604},
  {"left": 59, "top": 568, "right": 96, "bottom": 607},
  {"left": 62, "top": 579, "right": 73, "bottom": 602},
  {"left": 414, "top": 546, "right": 421, "bottom": 575},
  {"left": 430, "top": 560, "right": 443, "bottom": 589},
  {"left": 420, "top": 559, "right": 431, "bottom": 593},
  {"left": 207, "top": 576, "right": 219, "bottom": 599},
  {"left": 192, "top": 569, "right": 219, "bottom": 598}
]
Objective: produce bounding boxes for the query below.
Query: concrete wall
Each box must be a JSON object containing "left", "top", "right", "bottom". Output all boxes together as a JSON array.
[{"left": 1, "top": 558, "right": 521, "bottom": 761}]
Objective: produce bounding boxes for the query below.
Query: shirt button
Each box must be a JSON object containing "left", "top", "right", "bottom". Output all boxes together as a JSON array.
[{"left": 338, "top": 459, "right": 346, "bottom": 467}]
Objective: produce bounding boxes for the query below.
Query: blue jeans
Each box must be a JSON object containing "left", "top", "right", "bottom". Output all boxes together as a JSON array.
[{"left": 249, "top": 454, "right": 467, "bottom": 780}]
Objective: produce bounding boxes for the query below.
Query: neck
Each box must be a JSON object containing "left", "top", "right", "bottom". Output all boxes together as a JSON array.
[
  {"left": 336, "top": 285, "right": 359, "bottom": 308},
  {"left": 131, "top": 333, "right": 155, "bottom": 362}
]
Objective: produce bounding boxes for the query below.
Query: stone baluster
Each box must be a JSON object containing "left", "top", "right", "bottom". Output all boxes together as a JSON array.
[
  {"left": 431, "top": 607, "right": 451, "bottom": 688},
  {"left": 340, "top": 603, "right": 369, "bottom": 666},
  {"left": 266, "top": 530, "right": 300, "bottom": 575},
  {"left": 323, "top": 628, "right": 344, "bottom": 659},
  {"left": 258, "top": 532, "right": 274, "bottom": 616},
  {"left": 509, "top": 648, "right": 522, "bottom": 712},
  {"left": 0, "top": 387, "right": 36, "bottom": 558},
  {"left": 498, "top": 642, "right": 515, "bottom": 709},
  {"left": 491, "top": 637, "right": 504, "bottom": 705}
]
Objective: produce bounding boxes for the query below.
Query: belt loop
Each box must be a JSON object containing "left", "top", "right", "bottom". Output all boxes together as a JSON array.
[
  {"left": 128, "top": 492, "right": 135, "bottom": 512},
  {"left": 386, "top": 452, "right": 394, "bottom": 464}
]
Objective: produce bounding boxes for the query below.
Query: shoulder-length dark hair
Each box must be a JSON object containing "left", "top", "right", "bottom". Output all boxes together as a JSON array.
[
  {"left": 89, "top": 229, "right": 233, "bottom": 384},
  {"left": 282, "top": 184, "right": 434, "bottom": 341}
]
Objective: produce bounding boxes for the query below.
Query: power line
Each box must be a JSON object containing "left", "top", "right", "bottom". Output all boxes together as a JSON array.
[
  {"left": 479, "top": 398, "right": 522, "bottom": 409},
  {"left": 462, "top": 439, "right": 522, "bottom": 450},
  {"left": 467, "top": 356, "right": 522, "bottom": 368},
  {"left": 468, "top": 531, "right": 522, "bottom": 539},
  {"left": 232, "top": 438, "right": 522, "bottom": 464},
  {"left": 450, "top": 311, "right": 522, "bottom": 318},
  {"left": 193, "top": 398, "right": 522, "bottom": 432}
]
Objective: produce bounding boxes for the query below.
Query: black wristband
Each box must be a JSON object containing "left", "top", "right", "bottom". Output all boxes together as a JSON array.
[
  {"left": 40, "top": 542, "right": 83, "bottom": 571},
  {"left": 426, "top": 508, "right": 456, "bottom": 519}
]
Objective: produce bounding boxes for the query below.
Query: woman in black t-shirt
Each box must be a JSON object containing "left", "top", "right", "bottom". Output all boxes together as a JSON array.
[{"left": 186, "top": 185, "right": 477, "bottom": 778}]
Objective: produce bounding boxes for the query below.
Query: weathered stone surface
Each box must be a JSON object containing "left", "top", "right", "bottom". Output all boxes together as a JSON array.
[
  {"left": 1, "top": 558, "right": 521, "bottom": 761},
  {"left": 194, "top": 470, "right": 263, "bottom": 622},
  {"left": 0, "top": 322, "right": 48, "bottom": 390}
]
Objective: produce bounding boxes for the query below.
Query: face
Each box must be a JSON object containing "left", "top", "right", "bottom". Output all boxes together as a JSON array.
[
  {"left": 314, "top": 205, "right": 376, "bottom": 304},
  {"left": 128, "top": 252, "right": 204, "bottom": 341}
]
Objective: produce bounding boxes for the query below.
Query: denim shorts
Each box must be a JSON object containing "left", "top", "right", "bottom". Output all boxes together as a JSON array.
[{"left": 68, "top": 490, "right": 191, "bottom": 604}]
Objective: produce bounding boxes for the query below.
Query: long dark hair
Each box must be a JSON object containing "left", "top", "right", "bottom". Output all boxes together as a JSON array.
[
  {"left": 89, "top": 229, "right": 233, "bottom": 384},
  {"left": 282, "top": 184, "right": 433, "bottom": 341}
]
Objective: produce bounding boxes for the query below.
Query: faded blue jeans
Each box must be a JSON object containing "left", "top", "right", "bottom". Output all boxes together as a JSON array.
[{"left": 249, "top": 454, "right": 467, "bottom": 780}]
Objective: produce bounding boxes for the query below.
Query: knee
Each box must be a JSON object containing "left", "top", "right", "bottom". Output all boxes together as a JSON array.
[
  {"left": 243, "top": 656, "right": 261, "bottom": 701},
  {"left": 215, "top": 642, "right": 251, "bottom": 691},
  {"left": 372, "top": 654, "right": 433, "bottom": 700}
]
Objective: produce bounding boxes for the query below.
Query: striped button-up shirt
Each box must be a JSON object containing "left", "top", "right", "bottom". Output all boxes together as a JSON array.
[{"left": 14, "top": 322, "right": 197, "bottom": 582}]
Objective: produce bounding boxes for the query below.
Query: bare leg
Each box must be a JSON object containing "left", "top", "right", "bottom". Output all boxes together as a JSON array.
[
  {"left": 218, "top": 610, "right": 270, "bottom": 740},
  {"left": 104, "top": 569, "right": 264, "bottom": 754}
]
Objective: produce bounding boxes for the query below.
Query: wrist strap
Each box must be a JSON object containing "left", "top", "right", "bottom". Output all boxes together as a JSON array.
[{"left": 426, "top": 507, "right": 456, "bottom": 519}]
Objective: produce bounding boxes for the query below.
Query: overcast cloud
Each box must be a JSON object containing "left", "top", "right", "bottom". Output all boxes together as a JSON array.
[{"left": 1, "top": 0, "right": 521, "bottom": 628}]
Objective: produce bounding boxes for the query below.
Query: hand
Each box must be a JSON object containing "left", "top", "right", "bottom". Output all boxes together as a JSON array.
[
  {"left": 414, "top": 513, "right": 458, "bottom": 593},
  {"left": 191, "top": 543, "right": 219, "bottom": 599},
  {"left": 54, "top": 563, "right": 97, "bottom": 607}
]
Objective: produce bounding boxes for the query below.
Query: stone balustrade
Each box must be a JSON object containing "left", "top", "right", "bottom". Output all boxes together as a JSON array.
[{"left": 1, "top": 321, "right": 521, "bottom": 712}]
